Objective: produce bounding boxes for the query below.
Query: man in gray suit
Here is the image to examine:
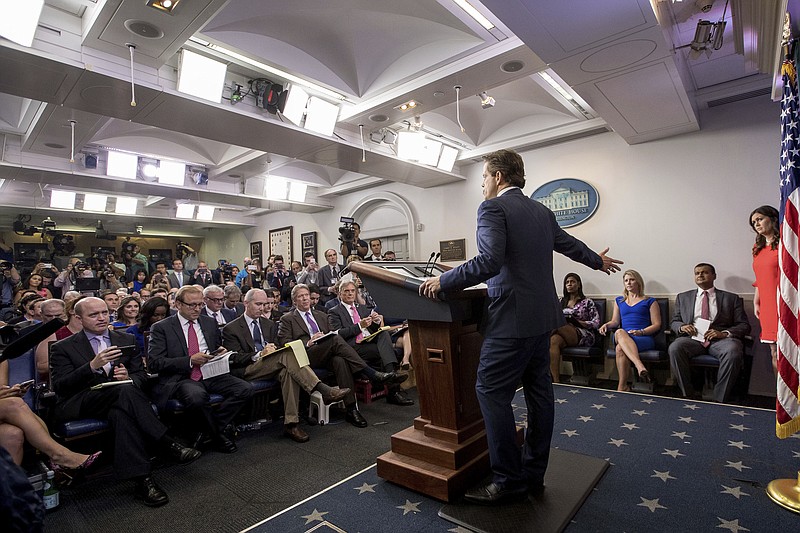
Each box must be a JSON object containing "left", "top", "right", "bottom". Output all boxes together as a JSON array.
[
  {"left": 420, "top": 149, "right": 621, "bottom": 504},
  {"left": 668, "top": 263, "right": 751, "bottom": 403}
]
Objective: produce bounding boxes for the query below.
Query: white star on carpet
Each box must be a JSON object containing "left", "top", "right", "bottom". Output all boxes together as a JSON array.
[
  {"left": 792, "top": 451, "right": 800, "bottom": 458},
  {"left": 671, "top": 431, "right": 690, "bottom": 440},
  {"left": 301, "top": 509, "right": 329, "bottom": 525},
  {"left": 637, "top": 497, "right": 667, "bottom": 512},
  {"left": 716, "top": 517, "right": 750, "bottom": 532},
  {"left": 568, "top": 389, "right": 581, "bottom": 394},
  {"left": 641, "top": 398, "right": 656, "bottom": 404},
  {"left": 724, "top": 461, "right": 751, "bottom": 472},
  {"left": 602, "top": 393, "right": 617, "bottom": 398},
  {"left": 652, "top": 470, "right": 676, "bottom": 482},
  {"left": 591, "top": 403, "right": 607, "bottom": 410},
  {"left": 662, "top": 449, "right": 685, "bottom": 458},
  {"left": 678, "top": 416, "right": 696, "bottom": 424},
  {"left": 448, "top": 527, "right": 473, "bottom": 533},
  {"left": 633, "top": 409, "right": 649, "bottom": 416},
  {"left": 730, "top": 410, "right": 749, "bottom": 417},
  {"left": 727, "top": 441, "right": 750, "bottom": 450},
  {"left": 556, "top": 398, "right": 568, "bottom": 404},
  {"left": 608, "top": 438, "right": 628, "bottom": 447},
  {"left": 354, "top": 482, "right": 376, "bottom": 494},
  {"left": 396, "top": 500, "right": 422, "bottom": 516},
  {"left": 621, "top": 423, "right": 640, "bottom": 430},
  {"left": 683, "top": 404, "right": 700, "bottom": 410},
  {"left": 720, "top": 485, "right": 750, "bottom": 499},
  {"left": 562, "top": 429, "right": 579, "bottom": 437},
  {"left": 790, "top": 433, "right": 800, "bottom": 439},
  {"left": 577, "top": 415, "right": 594, "bottom": 422},
  {"left": 729, "top": 424, "right": 750, "bottom": 432}
]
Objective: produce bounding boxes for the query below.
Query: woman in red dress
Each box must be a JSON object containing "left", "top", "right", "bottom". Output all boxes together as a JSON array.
[{"left": 750, "top": 205, "right": 780, "bottom": 376}]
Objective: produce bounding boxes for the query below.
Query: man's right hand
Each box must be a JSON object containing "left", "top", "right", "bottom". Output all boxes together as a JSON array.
[
  {"left": 190, "top": 352, "right": 212, "bottom": 366},
  {"left": 306, "top": 332, "right": 324, "bottom": 347},
  {"left": 90, "top": 347, "right": 121, "bottom": 371}
]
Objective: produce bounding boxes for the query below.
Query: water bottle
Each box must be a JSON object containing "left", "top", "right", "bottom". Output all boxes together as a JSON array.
[{"left": 43, "top": 469, "right": 59, "bottom": 511}]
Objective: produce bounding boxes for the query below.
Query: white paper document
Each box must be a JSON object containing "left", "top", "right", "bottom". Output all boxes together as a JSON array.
[
  {"left": 201, "top": 351, "right": 234, "bottom": 379},
  {"left": 691, "top": 318, "right": 711, "bottom": 343}
]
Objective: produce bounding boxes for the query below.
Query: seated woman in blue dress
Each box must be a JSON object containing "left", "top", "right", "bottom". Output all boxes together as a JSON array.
[
  {"left": 549, "top": 273, "right": 600, "bottom": 383},
  {"left": 599, "top": 270, "right": 661, "bottom": 391},
  {"left": 125, "top": 297, "right": 170, "bottom": 355}
]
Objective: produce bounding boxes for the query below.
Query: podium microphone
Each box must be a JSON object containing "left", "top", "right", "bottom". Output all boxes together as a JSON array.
[
  {"left": 426, "top": 253, "right": 441, "bottom": 277},
  {"left": 422, "top": 252, "right": 436, "bottom": 277}
]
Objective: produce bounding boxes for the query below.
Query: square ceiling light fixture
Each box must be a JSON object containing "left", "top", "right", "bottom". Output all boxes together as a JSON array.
[
  {"left": 264, "top": 176, "right": 307, "bottom": 202},
  {"left": 83, "top": 193, "right": 108, "bottom": 212},
  {"left": 107, "top": 151, "right": 138, "bottom": 179},
  {"left": 0, "top": 0, "right": 43, "bottom": 47},
  {"left": 50, "top": 190, "right": 76, "bottom": 209},
  {"left": 157, "top": 160, "right": 186, "bottom": 185},
  {"left": 115, "top": 197, "right": 138, "bottom": 215},
  {"left": 177, "top": 49, "right": 227, "bottom": 103},
  {"left": 304, "top": 96, "right": 340, "bottom": 136},
  {"left": 437, "top": 145, "right": 459, "bottom": 172},
  {"left": 397, "top": 131, "right": 443, "bottom": 166},
  {"left": 281, "top": 85, "right": 309, "bottom": 127},
  {"left": 147, "top": 0, "right": 181, "bottom": 14},
  {"left": 196, "top": 205, "right": 215, "bottom": 221},
  {"left": 175, "top": 203, "right": 196, "bottom": 219}
]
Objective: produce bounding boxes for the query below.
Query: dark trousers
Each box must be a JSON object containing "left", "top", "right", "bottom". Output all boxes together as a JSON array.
[
  {"left": 57, "top": 385, "right": 168, "bottom": 480},
  {"left": 172, "top": 374, "right": 253, "bottom": 437},
  {"left": 307, "top": 335, "right": 368, "bottom": 405},
  {"left": 477, "top": 334, "right": 553, "bottom": 489},
  {"left": 353, "top": 331, "right": 398, "bottom": 370},
  {"left": 669, "top": 336, "right": 743, "bottom": 402}
]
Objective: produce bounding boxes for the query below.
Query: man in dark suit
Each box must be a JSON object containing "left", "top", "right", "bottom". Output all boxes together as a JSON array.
[
  {"left": 202, "top": 285, "right": 237, "bottom": 326},
  {"left": 668, "top": 263, "right": 751, "bottom": 403},
  {"left": 277, "top": 283, "right": 404, "bottom": 428},
  {"left": 50, "top": 297, "right": 200, "bottom": 506},
  {"left": 148, "top": 285, "right": 253, "bottom": 453},
  {"left": 318, "top": 248, "right": 345, "bottom": 304},
  {"left": 190, "top": 261, "right": 214, "bottom": 288},
  {"left": 222, "top": 289, "right": 348, "bottom": 443},
  {"left": 168, "top": 259, "right": 192, "bottom": 289},
  {"left": 420, "top": 149, "right": 621, "bottom": 504},
  {"left": 328, "top": 279, "right": 413, "bottom": 406}
]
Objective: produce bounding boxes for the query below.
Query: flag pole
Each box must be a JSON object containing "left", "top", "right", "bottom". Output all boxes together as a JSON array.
[{"left": 767, "top": 473, "right": 800, "bottom": 514}]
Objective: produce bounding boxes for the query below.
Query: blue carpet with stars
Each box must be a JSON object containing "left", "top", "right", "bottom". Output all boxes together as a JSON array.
[{"left": 243, "top": 384, "right": 800, "bottom": 533}]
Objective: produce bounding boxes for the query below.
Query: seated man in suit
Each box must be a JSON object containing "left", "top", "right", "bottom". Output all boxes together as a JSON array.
[
  {"left": 327, "top": 279, "right": 413, "bottom": 406},
  {"left": 277, "top": 284, "right": 405, "bottom": 428},
  {"left": 50, "top": 297, "right": 200, "bottom": 507},
  {"left": 668, "top": 263, "right": 751, "bottom": 403},
  {"left": 203, "top": 284, "right": 236, "bottom": 327},
  {"left": 168, "top": 259, "right": 192, "bottom": 289},
  {"left": 148, "top": 285, "right": 253, "bottom": 453},
  {"left": 222, "top": 288, "right": 349, "bottom": 443}
]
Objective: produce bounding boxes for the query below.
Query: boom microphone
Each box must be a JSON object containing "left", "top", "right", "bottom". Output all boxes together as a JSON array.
[
  {"left": 427, "top": 253, "right": 441, "bottom": 277},
  {"left": 422, "top": 252, "right": 436, "bottom": 278}
]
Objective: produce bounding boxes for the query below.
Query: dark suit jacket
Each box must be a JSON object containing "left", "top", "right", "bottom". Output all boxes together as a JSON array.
[
  {"left": 318, "top": 264, "right": 345, "bottom": 298},
  {"left": 327, "top": 302, "right": 380, "bottom": 347},
  {"left": 147, "top": 313, "right": 221, "bottom": 407},
  {"left": 50, "top": 330, "right": 147, "bottom": 418},
  {"left": 440, "top": 188, "right": 602, "bottom": 338},
  {"left": 190, "top": 271, "right": 214, "bottom": 288},
  {"left": 202, "top": 306, "right": 237, "bottom": 325},
  {"left": 168, "top": 271, "right": 192, "bottom": 288},
  {"left": 277, "top": 308, "right": 332, "bottom": 347},
  {"left": 221, "top": 314, "right": 278, "bottom": 379},
  {"left": 670, "top": 288, "right": 751, "bottom": 339}
]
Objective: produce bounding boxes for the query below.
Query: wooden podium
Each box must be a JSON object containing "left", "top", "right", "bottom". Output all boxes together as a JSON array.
[{"left": 349, "top": 261, "right": 491, "bottom": 502}]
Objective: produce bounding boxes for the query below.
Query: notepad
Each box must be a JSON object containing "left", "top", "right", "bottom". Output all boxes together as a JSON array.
[
  {"left": 309, "top": 331, "right": 337, "bottom": 345},
  {"left": 90, "top": 379, "right": 133, "bottom": 390},
  {"left": 358, "top": 326, "right": 392, "bottom": 343},
  {"left": 256, "top": 340, "right": 310, "bottom": 367}
]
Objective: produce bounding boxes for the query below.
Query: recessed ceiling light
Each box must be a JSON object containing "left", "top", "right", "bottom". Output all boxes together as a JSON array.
[
  {"left": 146, "top": 0, "right": 180, "bottom": 15},
  {"left": 394, "top": 100, "right": 420, "bottom": 112}
]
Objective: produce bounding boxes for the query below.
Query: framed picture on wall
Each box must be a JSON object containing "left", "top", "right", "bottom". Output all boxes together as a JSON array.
[
  {"left": 250, "top": 241, "right": 262, "bottom": 260},
  {"left": 269, "top": 226, "right": 293, "bottom": 261},
  {"left": 301, "top": 231, "right": 317, "bottom": 260}
]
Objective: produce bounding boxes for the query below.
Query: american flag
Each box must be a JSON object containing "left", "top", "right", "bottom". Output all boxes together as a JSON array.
[{"left": 777, "top": 48, "right": 800, "bottom": 439}]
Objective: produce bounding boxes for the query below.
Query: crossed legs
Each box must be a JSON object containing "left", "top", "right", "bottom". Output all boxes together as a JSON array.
[{"left": 614, "top": 329, "right": 647, "bottom": 391}]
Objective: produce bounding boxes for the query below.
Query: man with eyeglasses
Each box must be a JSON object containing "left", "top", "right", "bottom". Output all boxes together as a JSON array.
[
  {"left": 148, "top": 285, "right": 253, "bottom": 454},
  {"left": 202, "top": 285, "right": 236, "bottom": 326}
]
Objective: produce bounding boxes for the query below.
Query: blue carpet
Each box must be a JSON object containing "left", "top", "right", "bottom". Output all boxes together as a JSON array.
[{"left": 245, "top": 384, "right": 800, "bottom": 532}]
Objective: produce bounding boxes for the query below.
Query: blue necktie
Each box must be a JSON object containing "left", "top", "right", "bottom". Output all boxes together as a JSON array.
[
  {"left": 252, "top": 320, "right": 264, "bottom": 352},
  {"left": 305, "top": 311, "right": 320, "bottom": 334}
]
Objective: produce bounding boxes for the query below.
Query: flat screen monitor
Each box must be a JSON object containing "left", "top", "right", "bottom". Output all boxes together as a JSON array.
[{"left": 75, "top": 277, "right": 101, "bottom": 292}]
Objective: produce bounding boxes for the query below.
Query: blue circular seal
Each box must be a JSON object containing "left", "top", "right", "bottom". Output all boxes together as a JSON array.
[{"left": 531, "top": 179, "right": 599, "bottom": 228}]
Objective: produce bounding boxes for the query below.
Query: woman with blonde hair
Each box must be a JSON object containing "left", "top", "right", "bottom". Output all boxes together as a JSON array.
[{"left": 599, "top": 270, "right": 660, "bottom": 391}]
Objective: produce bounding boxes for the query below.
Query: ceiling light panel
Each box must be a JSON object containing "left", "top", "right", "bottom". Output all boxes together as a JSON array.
[
  {"left": 287, "top": 182, "right": 307, "bottom": 203},
  {"left": 282, "top": 85, "right": 309, "bottom": 126},
  {"left": 115, "top": 197, "right": 138, "bottom": 215},
  {"left": 83, "top": 193, "right": 108, "bottom": 212},
  {"left": 176, "top": 203, "right": 196, "bottom": 219},
  {"left": 196, "top": 205, "right": 215, "bottom": 221},
  {"left": 177, "top": 49, "right": 228, "bottom": 103},
  {"left": 0, "top": 0, "right": 44, "bottom": 47},
  {"left": 265, "top": 176, "right": 288, "bottom": 200},
  {"left": 157, "top": 160, "right": 186, "bottom": 185},
  {"left": 304, "top": 97, "right": 339, "bottom": 136},
  {"left": 437, "top": 146, "right": 459, "bottom": 172},
  {"left": 107, "top": 151, "right": 138, "bottom": 179},
  {"left": 50, "top": 190, "right": 76, "bottom": 209},
  {"left": 452, "top": 0, "right": 495, "bottom": 30}
]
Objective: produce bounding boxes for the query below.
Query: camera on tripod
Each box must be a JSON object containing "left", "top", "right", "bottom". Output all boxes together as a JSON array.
[{"left": 338, "top": 216, "right": 355, "bottom": 243}]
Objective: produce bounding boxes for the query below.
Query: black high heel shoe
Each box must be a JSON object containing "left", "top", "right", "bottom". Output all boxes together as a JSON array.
[
  {"left": 51, "top": 451, "right": 102, "bottom": 479},
  {"left": 638, "top": 369, "right": 652, "bottom": 384}
]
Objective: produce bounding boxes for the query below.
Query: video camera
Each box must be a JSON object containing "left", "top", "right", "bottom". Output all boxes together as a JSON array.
[
  {"left": 0, "top": 260, "right": 13, "bottom": 272},
  {"left": 176, "top": 241, "right": 192, "bottom": 259},
  {"left": 338, "top": 216, "right": 356, "bottom": 243}
]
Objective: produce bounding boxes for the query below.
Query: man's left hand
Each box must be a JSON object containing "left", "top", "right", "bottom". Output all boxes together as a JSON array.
[
  {"left": 113, "top": 363, "right": 129, "bottom": 381},
  {"left": 419, "top": 276, "right": 442, "bottom": 300},
  {"left": 704, "top": 329, "right": 727, "bottom": 341},
  {"left": 598, "top": 247, "right": 623, "bottom": 275}
]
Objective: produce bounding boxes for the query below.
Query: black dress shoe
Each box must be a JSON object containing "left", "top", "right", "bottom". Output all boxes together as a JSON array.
[
  {"left": 134, "top": 476, "right": 169, "bottom": 507},
  {"left": 165, "top": 440, "right": 201, "bottom": 465},
  {"left": 321, "top": 386, "right": 350, "bottom": 404},
  {"left": 373, "top": 371, "right": 408, "bottom": 385},
  {"left": 463, "top": 482, "right": 527, "bottom": 505},
  {"left": 345, "top": 409, "right": 368, "bottom": 428},
  {"left": 283, "top": 424, "right": 310, "bottom": 443},
  {"left": 386, "top": 390, "right": 414, "bottom": 406},
  {"left": 213, "top": 434, "right": 238, "bottom": 453}
]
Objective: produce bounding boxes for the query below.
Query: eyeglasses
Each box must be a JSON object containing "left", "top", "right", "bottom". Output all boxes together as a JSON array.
[
  {"left": 177, "top": 300, "right": 204, "bottom": 309},
  {"left": 206, "top": 297, "right": 224, "bottom": 303}
]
